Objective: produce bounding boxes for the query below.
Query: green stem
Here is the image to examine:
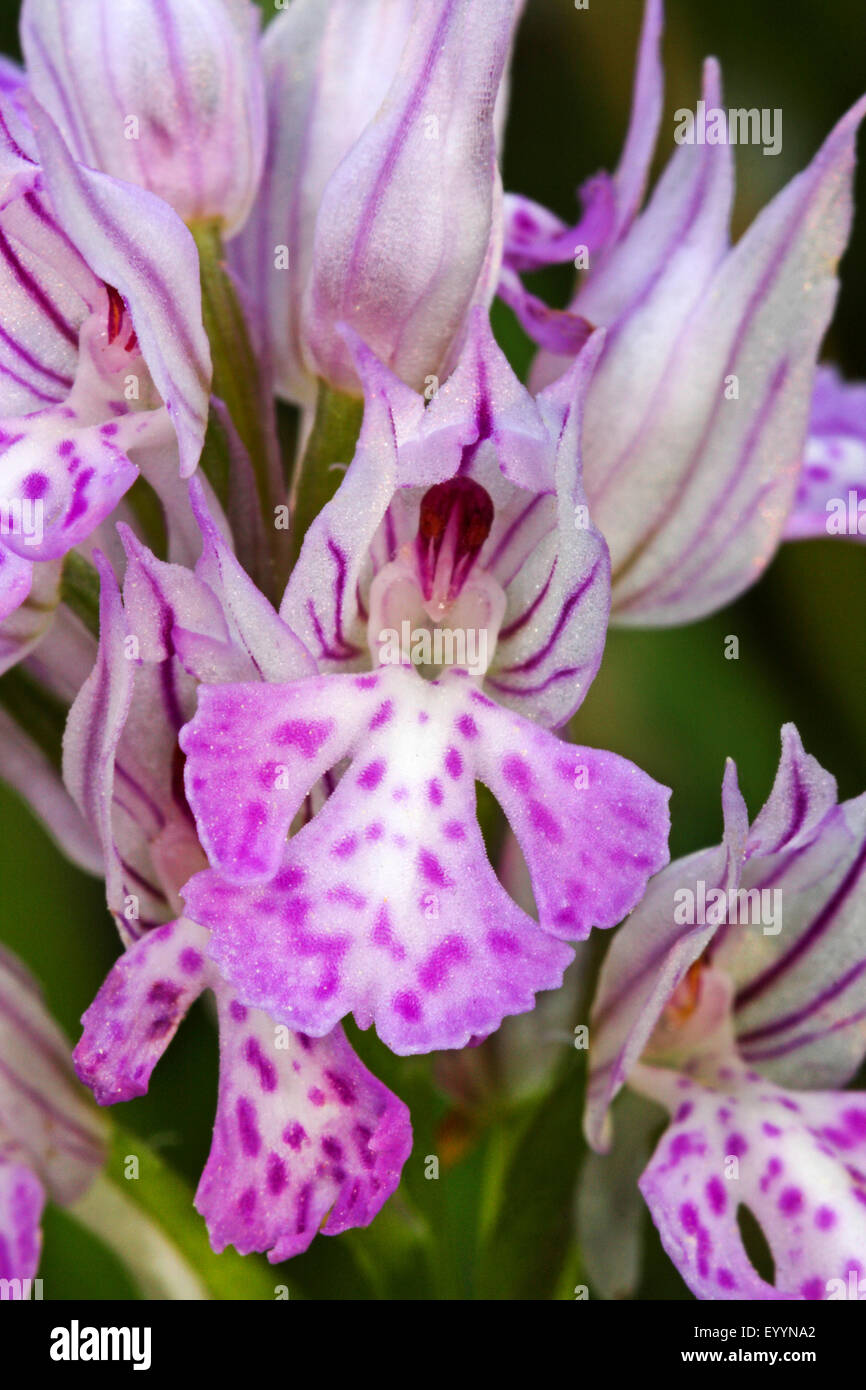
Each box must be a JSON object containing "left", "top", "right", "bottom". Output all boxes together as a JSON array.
[
  {"left": 289, "top": 382, "right": 364, "bottom": 570},
  {"left": 60, "top": 551, "right": 100, "bottom": 637},
  {"left": 70, "top": 1125, "right": 281, "bottom": 1301},
  {"left": 69, "top": 1174, "right": 210, "bottom": 1301},
  {"left": 191, "top": 220, "right": 289, "bottom": 598}
]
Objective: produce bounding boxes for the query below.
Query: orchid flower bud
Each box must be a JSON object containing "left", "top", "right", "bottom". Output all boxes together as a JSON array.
[
  {"left": 233, "top": 0, "right": 518, "bottom": 405},
  {"left": 21, "top": 0, "right": 266, "bottom": 235}
]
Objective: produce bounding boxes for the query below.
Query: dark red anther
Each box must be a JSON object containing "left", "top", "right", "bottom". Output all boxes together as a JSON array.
[
  {"left": 416, "top": 476, "right": 494, "bottom": 607},
  {"left": 105, "top": 284, "right": 126, "bottom": 344}
]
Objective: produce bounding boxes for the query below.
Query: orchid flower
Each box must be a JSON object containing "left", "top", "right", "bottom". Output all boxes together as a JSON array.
[
  {"left": 500, "top": 0, "right": 866, "bottom": 624},
  {"left": 62, "top": 487, "right": 411, "bottom": 1262},
  {"left": 231, "top": 0, "right": 519, "bottom": 406},
  {"left": 177, "top": 317, "right": 671, "bottom": 1055},
  {"left": 585, "top": 725, "right": 866, "bottom": 1300},
  {"left": 0, "top": 89, "right": 210, "bottom": 666},
  {"left": 20, "top": 0, "right": 266, "bottom": 237},
  {"left": 0, "top": 942, "right": 106, "bottom": 1285}
]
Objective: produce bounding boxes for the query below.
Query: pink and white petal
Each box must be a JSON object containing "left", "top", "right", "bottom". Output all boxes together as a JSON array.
[
  {"left": 184, "top": 667, "right": 656, "bottom": 1045},
  {"left": 74, "top": 919, "right": 210, "bottom": 1105},
  {"left": 120, "top": 525, "right": 231, "bottom": 668},
  {"left": 607, "top": 0, "right": 664, "bottom": 245},
  {"left": 0, "top": 556, "right": 60, "bottom": 676},
  {"left": 635, "top": 1061, "right": 866, "bottom": 1301},
  {"left": 303, "top": 0, "right": 514, "bottom": 394},
  {"left": 498, "top": 0, "right": 663, "bottom": 286},
  {"left": 745, "top": 723, "right": 838, "bottom": 859},
  {"left": 531, "top": 59, "right": 733, "bottom": 402},
  {"left": 180, "top": 672, "right": 385, "bottom": 884},
  {"left": 500, "top": 183, "right": 616, "bottom": 274},
  {"left": 0, "top": 56, "right": 27, "bottom": 105},
  {"left": 408, "top": 308, "right": 552, "bottom": 495},
  {"left": 29, "top": 99, "right": 211, "bottom": 476},
  {"left": 111, "top": 653, "right": 201, "bottom": 926},
  {"left": 502, "top": 0, "right": 661, "bottom": 280},
  {"left": 0, "top": 409, "right": 142, "bottom": 562},
  {"left": 785, "top": 366, "right": 866, "bottom": 540},
  {"left": 0, "top": 1159, "right": 44, "bottom": 1283},
  {"left": 606, "top": 96, "right": 866, "bottom": 624},
  {"left": 196, "top": 995, "right": 412, "bottom": 1261},
  {"left": 0, "top": 944, "right": 106, "bottom": 1205},
  {"left": 486, "top": 334, "right": 611, "bottom": 727},
  {"left": 186, "top": 831, "right": 572, "bottom": 1054},
  {"left": 0, "top": 708, "right": 102, "bottom": 873},
  {"left": 723, "top": 793, "right": 866, "bottom": 1091},
  {"left": 497, "top": 268, "right": 595, "bottom": 358},
  {"left": 0, "top": 181, "right": 88, "bottom": 415},
  {"left": 188, "top": 479, "right": 315, "bottom": 684},
  {"left": 585, "top": 761, "right": 748, "bottom": 1150},
  {"left": 469, "top": 687, "right": 671, "bottom": 943},
  {"left": 62, "top": 552, "right": 137, "bottom": 920}
]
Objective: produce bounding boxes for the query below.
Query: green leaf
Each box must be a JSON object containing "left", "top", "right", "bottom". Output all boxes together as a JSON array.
[
  {"left": 289, "top": 381, "right": 363, "bottom": 569},
  {"left": 191, "top": 219, "right": 289, "bottom": 599},
  {"left": 477, "top": 1058, "right": 585, "bottom": 1300},
  {"left": 60, "top": 551, "right": 100, "bottom": 637}
]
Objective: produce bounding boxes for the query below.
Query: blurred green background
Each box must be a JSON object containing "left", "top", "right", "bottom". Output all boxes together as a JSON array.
[{"left": 0, "top": 0, "right": 863, "bottom": 1299}]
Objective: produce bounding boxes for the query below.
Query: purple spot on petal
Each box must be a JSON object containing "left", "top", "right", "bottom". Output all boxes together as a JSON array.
[
  {"left": 23, "top": 472, "right": 48, "bottom": 499},
  {"left": 267, "top": 1154, "right": 287, "bottom": 1194},
  {"left": 370, "top": 700, "right": 393, "bottom": 730},
  {"left": 418, "top": 936, "right": 469, "bottom": 991},
  {"left": 779, "top": 1186, "right": 803, "bottom": 1216},
  {"left": 283, "top": 1122, "right": 306, "bottom": 1150},
  {"left": 393, "top": 990, "right": 422, "bottom": 1022},
  {"left": 706, "top": 1177, "right": 726, "bottom": 1216},
  {"left": 237, "top": 1097, "right": 261, "bottom": 1157},
  {"left": 358, "top": 759, "right": 386, "bottom": 790},
  {"left": 502, "top": 755, "right": 532, "bottom": 792},
  {"left": 274, "top": 718, "right": 333, "bottom": 758}
]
